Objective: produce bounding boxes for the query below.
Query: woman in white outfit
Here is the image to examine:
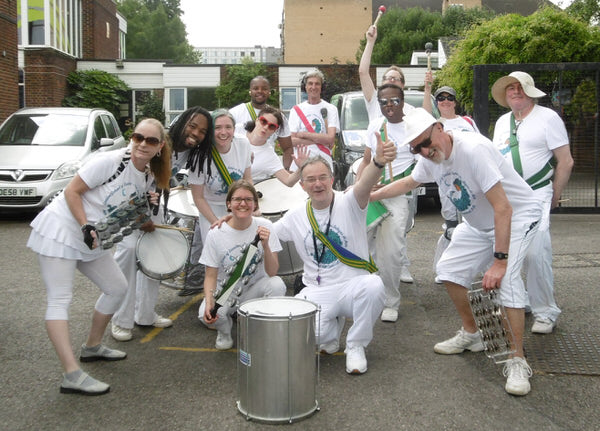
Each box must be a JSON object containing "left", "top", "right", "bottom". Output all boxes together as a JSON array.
[{"left": 27, "top": 118, "right": 171, "bottom": 395}]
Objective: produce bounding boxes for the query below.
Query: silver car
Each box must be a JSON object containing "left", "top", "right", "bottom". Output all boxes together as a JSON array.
[{"left": 0, "top": 107, "right": 126, "bottom": 211}]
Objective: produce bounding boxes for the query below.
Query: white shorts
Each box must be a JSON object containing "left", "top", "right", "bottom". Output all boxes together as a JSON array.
[{"left": 436, "top": 216, "right": 539, "bottom": 308}]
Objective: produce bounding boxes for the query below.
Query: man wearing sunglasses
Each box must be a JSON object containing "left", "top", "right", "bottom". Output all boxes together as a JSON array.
[
  {"left": 491, "top": 71, "right": 573, "bottom": 335},
  {"left": 371, "top": 108, "right": 543, "bottom": 396},
  {"left": 229, "top": 76, "right": 294, "bottom": 169},
  {"left": 355, "top": 84, "right": 416, "bottom": 323}
]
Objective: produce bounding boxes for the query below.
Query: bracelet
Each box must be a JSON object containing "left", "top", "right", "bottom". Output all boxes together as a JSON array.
[{"left": 372, "top": 158, "right": 385, "bottom": 169}]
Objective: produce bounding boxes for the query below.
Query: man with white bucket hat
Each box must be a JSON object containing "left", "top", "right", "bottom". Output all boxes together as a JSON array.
[
  {"left": 371, "top": 108, "right": 542, "bottom": 396},
  {"left": 491, "top": 71, "right": 574, "bottom": 334}
]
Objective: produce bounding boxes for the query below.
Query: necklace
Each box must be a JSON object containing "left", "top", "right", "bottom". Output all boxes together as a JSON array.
[{"left": 311, "top": 194, "right": 335, "bottom": 285}]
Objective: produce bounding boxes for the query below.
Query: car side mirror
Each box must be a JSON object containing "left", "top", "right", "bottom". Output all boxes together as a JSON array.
[{"left": 99, "top": 137, "right": 114, "bottom": 147}]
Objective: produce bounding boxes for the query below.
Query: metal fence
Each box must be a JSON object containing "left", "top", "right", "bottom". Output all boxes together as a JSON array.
[{"left": 472, "top": 63, "right": 600, "bottom": 213}]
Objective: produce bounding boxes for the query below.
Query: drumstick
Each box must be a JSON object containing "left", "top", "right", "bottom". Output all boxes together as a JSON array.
[
  {"left": 383, "top": 121, "right": 393, "bottom": 179},
  {"left": 373, "top": 5, "right": 386, "bottom": 27},
  {"left": 154, "top": 224, "right": 194, "bottom": 233},
  {"left": 170, "top": 185, "right": 187, "bottom": 191}
]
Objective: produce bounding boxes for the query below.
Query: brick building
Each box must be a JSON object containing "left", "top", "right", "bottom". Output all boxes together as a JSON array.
[{"left": 0, "top": 0, "right": 19, "bottom": 123}]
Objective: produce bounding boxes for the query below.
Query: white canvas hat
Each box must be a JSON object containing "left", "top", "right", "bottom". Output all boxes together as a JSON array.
[
  {"left": 491, "top": 71, "right": 546, "bottom": 108},
  {"left": 403, "top": 108, "right": 438, "bottom": 146}
]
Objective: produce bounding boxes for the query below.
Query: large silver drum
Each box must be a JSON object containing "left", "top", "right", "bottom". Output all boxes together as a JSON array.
[
  {"left": 237, "top": 297, "right": 319, "bottom": 423},
  {"left": 254, "top": 178, "right": 307, "bottom": 275}
]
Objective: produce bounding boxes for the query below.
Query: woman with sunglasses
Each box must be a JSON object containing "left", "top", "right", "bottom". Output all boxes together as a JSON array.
[
  {"left": 26, "top": 118, "right": 171, "bottom": 395},
  {"left": 245, "top": 106, "right": 309, "bottom": 185},
  {"left": 198, "top": 180, "right": 286, "bottom": 350},
  {"left": 188, "top": 109, "right": 253, "bottom": 244}
]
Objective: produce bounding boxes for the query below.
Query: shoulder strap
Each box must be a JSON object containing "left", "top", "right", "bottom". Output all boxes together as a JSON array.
[
  {"left": 102, "top": 149, "right": 132, "bottom": 186},
  {"left": 509, "top": 113, "right": 524, "bottom": 177},
  {"left": 245, "top": 103, "right": 258, "bottom": 121},
  {"left": 210, "top": 146, "right": 234, "bottom": 186},
  {"left": 293, "top": 105, "right": 315, "bottom": 133},
  {"left": 305, "top": 199, "right": 378, "bottom": 273},
  {"left": 462, "top": 116, "right": 475, "bottom": 128}
]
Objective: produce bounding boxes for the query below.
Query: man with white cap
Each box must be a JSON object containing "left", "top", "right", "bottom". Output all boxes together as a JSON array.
[
  {"left": 491, "top": 71, "right": 574, "bottom": 334},
  {"left": 371, "top": 107, "right": 542, "bottom": 396}
]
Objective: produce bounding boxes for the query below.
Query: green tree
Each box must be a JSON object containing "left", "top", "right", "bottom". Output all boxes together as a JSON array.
[
  {"left": 62, "top": 70, "right": 130, "bottom": 119},
  {"left": 435, "top": 6, "right": 600, "bottom": 112},
  {"left": 215, "top": 59, "right": 279, "bottom": 108},
  {"left": 118, "top": 0, "right": 199, "bottom": 64},
  {"left": 138, "top": 92, "right": 166, "bottom": 124},
  {"left": 566, "top": 0, "right": 600, "bottom": 24}
]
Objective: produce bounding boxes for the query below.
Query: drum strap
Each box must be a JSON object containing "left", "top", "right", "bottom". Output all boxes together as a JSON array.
[
  {"left": 306, "top": 199, "right": 378, "bottom": 274},
  {"left": 509, "top": 114, "right": 554, "bottom": 190},
  {"left": 245, "top": 103, "right": 258, "bottom": 121},
  {"left": 211, "top": 146, "right": 234, "bottom": 186},
  {"left": 293, "top": 106, "right": 331, "bottom": 157}
]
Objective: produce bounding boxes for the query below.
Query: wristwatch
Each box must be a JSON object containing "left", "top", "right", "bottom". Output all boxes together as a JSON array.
[{"left": 493, "top": 252, "right": 508, "bottom": 260}]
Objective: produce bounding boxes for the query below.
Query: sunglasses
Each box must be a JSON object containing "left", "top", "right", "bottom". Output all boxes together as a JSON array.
[
  {"left": 384, "top": 76, "right": 404, "bottom": 84},
  {"left": 130, "top": 132, "right": 161, "bottom": 146},
  {"left": 258, "top": 116, "right": 279, "bottom": 131},
  {"left": 436, "top": 94, "right": 456, "bottom": 102},
  {"left": 378, "top": 97, "right": 403, "bottom": 107},
  {"left": 410, "top": 125, "right": 435, "bottom": 155}
]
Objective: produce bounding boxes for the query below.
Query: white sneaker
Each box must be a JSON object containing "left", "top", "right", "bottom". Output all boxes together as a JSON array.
[
  {"left": 111, "top": 323, "right": 133, "bottom": 342},
  {"left": 153, "top": 315, "right": 173, "bottom": 328},
  {"left": 345, "top": 346, "right": 367, "bottom": 374},
  {"left": 215, "top": 331, "right": 234, "bottom": 350},
  {"left": 434, "top": 327, "right": 484, "bottom": 354},
  {"left": 400, "top": 267, "right": 414, "bottom": 283},
  {"left": 381, "top": 307, "right": 398, "bottom": 322},
  {"left": 531, "top": 318, "right": 556, "bottom": 334},
  {"left": 434, "top": 276, "right": 443, "bottom": 284},
  {"left": 503, "top": 357, "right": 532, "bottom": 396},
  {"left": 319, "top": 339, "right": 339, "bottom": 354}
]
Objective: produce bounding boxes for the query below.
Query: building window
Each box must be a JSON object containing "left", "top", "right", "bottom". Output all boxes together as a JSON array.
[{"left": 166, "top": 88, "right": 186, "bottom": 126}]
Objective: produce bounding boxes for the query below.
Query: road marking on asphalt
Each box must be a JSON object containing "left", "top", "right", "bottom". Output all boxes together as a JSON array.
[
  {"left": 160, "top": 346, "right": 235, "bottom": 352},
  {"left": 140, "top": 291, "right": 204, "bottom": 344}
]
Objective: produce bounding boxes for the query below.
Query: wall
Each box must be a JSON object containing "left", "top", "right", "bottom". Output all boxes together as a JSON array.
[
  {"left": 0, "top": 0, "right": 19, "bottom": 123},
  {"left": 23, "top": 48, "right": 77, "bottom": 107},
  {"left": 82, "top": 0, "right": 119, "bottom": 59}
]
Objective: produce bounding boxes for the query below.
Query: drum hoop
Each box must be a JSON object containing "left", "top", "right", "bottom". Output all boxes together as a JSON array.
[
  {"left": 238, "top": 296, "right": 318, "bottom": 319},
  {"left": 136, "top": 229, "right": 190, "bottom": 280}
]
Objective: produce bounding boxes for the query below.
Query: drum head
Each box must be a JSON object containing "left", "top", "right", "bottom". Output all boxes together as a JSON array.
[
  {"left": 239, "top": 297, "right": 317, "bottom": 319},
  {"left": 255, "top": 178, "right": 308, "bottom": 216},
  {"left": 136, "top": 228, "right": 190, "bottom": 280},
  {"left": 166, "top": 188, "right": 199, "bottom": 218}
]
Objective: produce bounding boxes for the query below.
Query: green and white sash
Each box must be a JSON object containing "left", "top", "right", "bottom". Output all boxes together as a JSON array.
[{"left": 211, "top": 146, "right": 233, "bottom": 186}]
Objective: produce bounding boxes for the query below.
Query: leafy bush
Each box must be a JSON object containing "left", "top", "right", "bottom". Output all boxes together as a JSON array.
[{"left": 63, "top": 70, "right": 130, "bottom": 119}]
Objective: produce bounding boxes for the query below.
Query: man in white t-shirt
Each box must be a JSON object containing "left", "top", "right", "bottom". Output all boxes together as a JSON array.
[
  {"left": 491, "top": 71, "right": 574, "bottom": 334},
  {"left": 229, "top": 76, "right": 293, "bottom": 169},
  {"left": 356, "top": 84, "right": 416, "bottom": 323},
  {"left": 288, "top": 68, "right": 340, "bottom": 172},
  {"left": 371, "top": 108, "right": 543, "bottom": 396},
  {"left": 273, "top": 133, "right": 396, "bottom": 375}
]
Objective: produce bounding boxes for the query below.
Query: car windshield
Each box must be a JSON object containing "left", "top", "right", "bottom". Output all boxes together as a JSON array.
[
  {"left": 0, "top": 113, "right": 88, "bottom": 146},
  {"left": 343, "top": 97, "right": 369, "bottom": 131}
]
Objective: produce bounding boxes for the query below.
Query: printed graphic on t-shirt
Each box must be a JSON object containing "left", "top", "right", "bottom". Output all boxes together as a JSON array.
[{"left": 440, "top": 173, "right": 475, "bottom": 213}]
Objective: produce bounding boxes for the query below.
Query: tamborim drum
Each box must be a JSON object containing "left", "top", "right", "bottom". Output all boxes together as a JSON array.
[
  {"left": 136, "top": 228, "right": 190, "bottom": 280},
  {"left": 237, "top": 297, "right": 319, "bottom": 424},
  {"left": 254, "top": 178, "right": 307, "bottom": 276}
]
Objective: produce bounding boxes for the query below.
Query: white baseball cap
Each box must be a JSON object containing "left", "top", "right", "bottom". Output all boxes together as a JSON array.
[
  {"left": 403, "top": 108, "right": 438, "bottom": 146},
  {"left": 491, "top": 71, "right": 546, "bottom": 108}
]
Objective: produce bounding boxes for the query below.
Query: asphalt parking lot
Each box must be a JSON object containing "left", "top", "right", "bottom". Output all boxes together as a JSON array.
[{"left": 1, "top": 204, "right": 599, "bottom": 431}]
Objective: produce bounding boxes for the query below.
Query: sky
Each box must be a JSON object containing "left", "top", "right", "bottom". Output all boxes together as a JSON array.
[{"left": 179, "top": 0, "right": 573, "bottom": 49}]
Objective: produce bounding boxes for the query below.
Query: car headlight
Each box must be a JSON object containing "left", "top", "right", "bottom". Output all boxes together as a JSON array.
[{"left": 51, "top": 160, "right": 82, "bottom": 180}]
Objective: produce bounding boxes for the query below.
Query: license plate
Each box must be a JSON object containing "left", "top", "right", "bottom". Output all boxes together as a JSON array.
[
  {"left": 0, "top": 187, "right": 37, "bottom": 197},
  {"left": 416, "top": 186, "right": 426, "bottom": 196}
]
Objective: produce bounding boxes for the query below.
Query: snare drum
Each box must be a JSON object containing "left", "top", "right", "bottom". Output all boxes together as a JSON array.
[
  {"left": 237, "top": 297, "right": 319, "bottom": 423},
  {"left": 254, "top": 178, "right": 307, "bottom": 276},
  {"left": 136, "top": 228, "right": 190, "bottom": 280}
]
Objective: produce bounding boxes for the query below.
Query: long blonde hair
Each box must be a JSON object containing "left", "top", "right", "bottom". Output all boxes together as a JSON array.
[{"left": 137, "top": 118, "right": 172, "bottom": 189}]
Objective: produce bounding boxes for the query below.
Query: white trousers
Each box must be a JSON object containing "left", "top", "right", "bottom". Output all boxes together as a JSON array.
[
  {"left": 296, "top": 274, "right": 384, "bottom": 349},
  {"left": 39, "top": 253, "right": 127, "bottom": 320},
  {"left": 112, "top": 232, "right": 162, "bottom": 329},
  {"left": 371, "top": 195, "right": 412, "bottom": 310},
  {"left": 524, "top": 199, "right": 561, "bottom": 321},
  {"left": 198, "top": 276, "right": 286, "bottom": 335}
]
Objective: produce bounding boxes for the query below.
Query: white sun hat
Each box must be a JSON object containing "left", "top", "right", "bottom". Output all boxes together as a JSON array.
[
  {"left": 403, "top": 108, "right": 438, "bottom": 146},
  {"left": 491, "top": 71, "right": 546, "bottom": 108}
]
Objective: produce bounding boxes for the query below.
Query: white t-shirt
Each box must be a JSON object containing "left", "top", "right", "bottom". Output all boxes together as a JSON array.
[
  {"left": 288, "top": 100, "right": 340, "bottom": 171},
  {"left": 200, "top": 217, "right": 282, "bottom": 291},
  {"left": 273, "top": 190, "right": 371, "bottom": 287},
  {"left": 187, "top": 135, "right": 252, "bottom": 204},
  {"left": 441, "top": 116, "right": 480, "bottom": 134},
  {"left": 229, "top": 103, "right": 291, "bottom": 148},
  {"left": 411, "top": 131, "right": 541, "bottom": 231},
  {"left": 366, "top": 117, "right": 415, "bottom": 182},
  {"left": 493, "top": 104, "right": 568, "bottom": 198},
  {"left": 250, "top": 142, "right": 285, "bottom": 182},
  {"left": 28, "top": 148, "right": 153, "bottom": 259},
  {"left": 366, "top": 95, "right": 414, "bottom": 123}
]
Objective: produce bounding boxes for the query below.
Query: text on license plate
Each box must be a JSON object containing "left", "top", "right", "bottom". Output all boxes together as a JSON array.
[{"left": 0, "top": 187, "right": 37, "bottom": 197}]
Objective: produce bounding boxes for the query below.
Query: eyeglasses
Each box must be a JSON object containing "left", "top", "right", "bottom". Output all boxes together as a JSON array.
[
  {"left": 436, "top": 94, "right": 456, "bottom": 102},
  {"left": 378, "top": 97, "right": 403, "bottom": 107},
  {"left": 131, "top": 132, "right": 161, "bottom": 146},
  {"left": 302, "top": 174, "right": 332, "bottom": 185},
  {"left": 258, "top": 116, "right": 279, "bottom": 131},
  {"left": 410, "top": 125, "right": 435, "bottom": 155},
  {"left": 383, "top": 76, "right": 404, "bottom": 84},
  {"left": 230, "top": 196, "right": 255, "bottom": 204}
]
